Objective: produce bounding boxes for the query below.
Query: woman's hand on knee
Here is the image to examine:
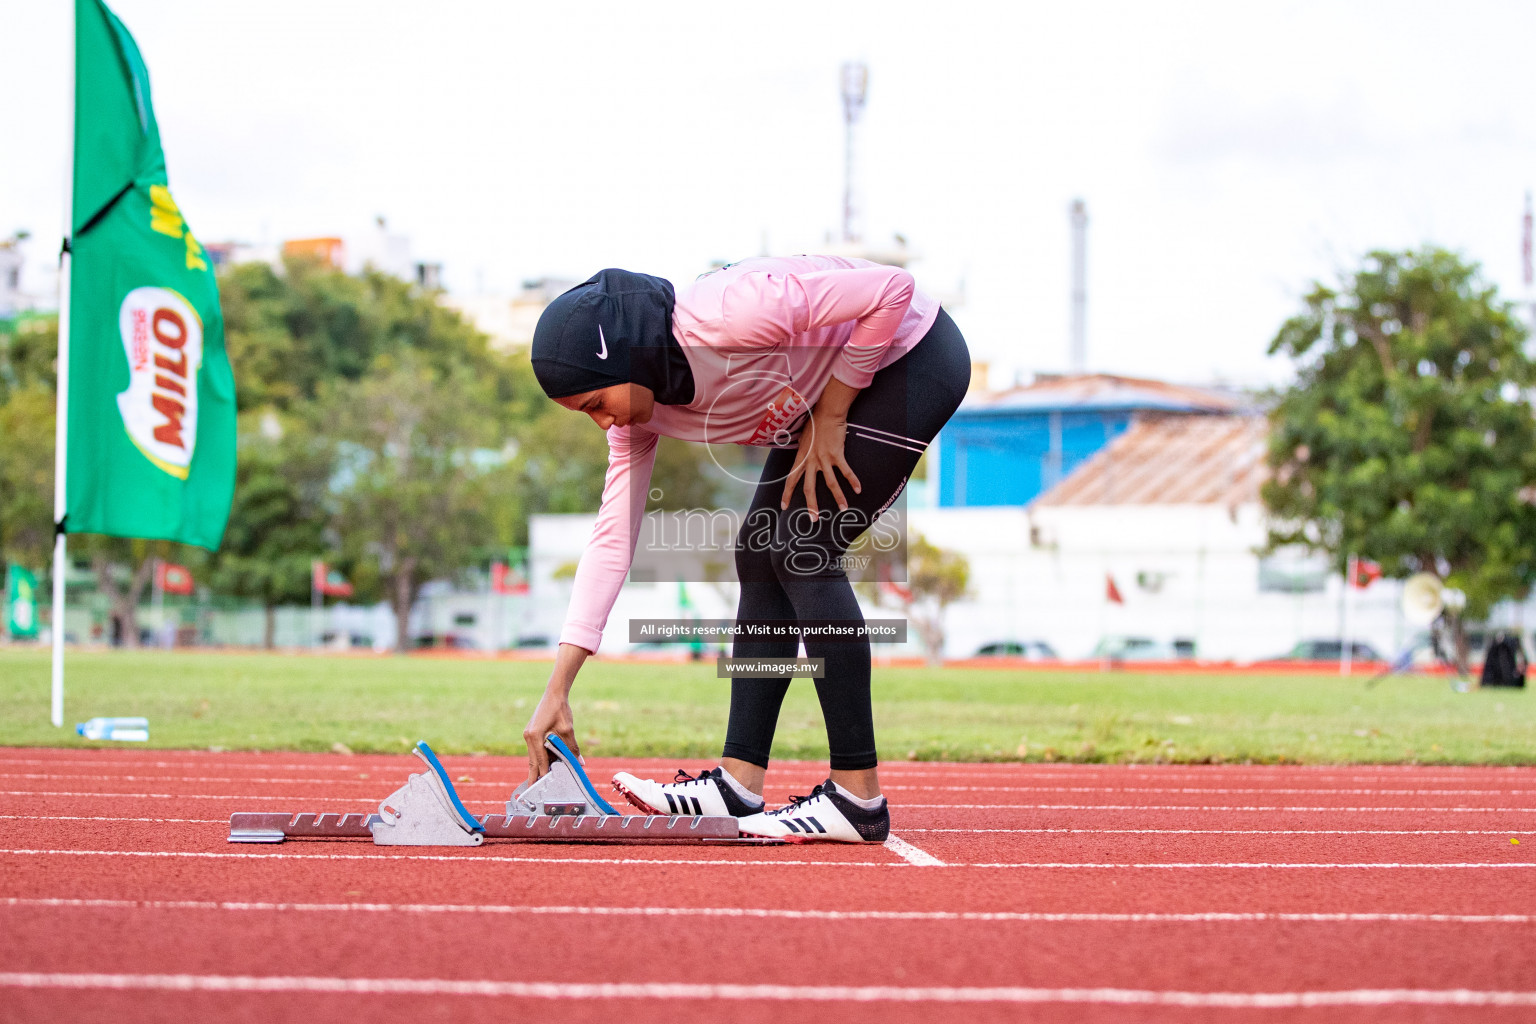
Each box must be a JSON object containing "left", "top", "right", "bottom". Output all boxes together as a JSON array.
[{"left": 783, "top": 415, "right": 862, "bottom": 515}]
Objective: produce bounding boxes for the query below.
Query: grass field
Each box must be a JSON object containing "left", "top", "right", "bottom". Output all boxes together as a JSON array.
[{"left": 0, "top": 647, "right": 1529, "bottom": 764}]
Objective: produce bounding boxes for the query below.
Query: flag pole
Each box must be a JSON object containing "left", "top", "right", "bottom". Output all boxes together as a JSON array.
[
  {"left": 51, "top": 2, "right": 77, "bottom": 728},
  {"left": 1341, "top": 554, "right": 1356, "bottom": 677},
  {"left": 311, "top": 560, "right": 320, "bottom": 649},
  {"left": 152, "top": 557, "right": 164, "bottom": 647}
]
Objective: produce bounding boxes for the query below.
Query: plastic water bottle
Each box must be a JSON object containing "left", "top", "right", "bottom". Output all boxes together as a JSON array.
[{"left": 76, "top": 717, "right": 149, "bottom": 742}]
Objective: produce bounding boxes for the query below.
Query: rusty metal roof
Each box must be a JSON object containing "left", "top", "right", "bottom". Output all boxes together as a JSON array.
[
  {"left": 962, "top": 373, "right": 1245, "bottom": 416},
  {"left": 1035, "top": 413, "right": 1270, "bottom": 506}
]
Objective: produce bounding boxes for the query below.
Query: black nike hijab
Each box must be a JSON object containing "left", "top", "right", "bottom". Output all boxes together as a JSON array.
[{"left": 530, "top": 269, "right": 695, "bottom": 406}]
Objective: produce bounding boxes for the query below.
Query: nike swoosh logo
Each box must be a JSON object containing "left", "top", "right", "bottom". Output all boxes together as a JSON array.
[{"left": 597, "top": 325, "right": 609, "bottom": 360}]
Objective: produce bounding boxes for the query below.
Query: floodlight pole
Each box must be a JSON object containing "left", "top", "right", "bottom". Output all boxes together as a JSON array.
[
  {"left": 840, "top": 62, "right": 868, "bottom": 244},
  {"left": 311, "top": 560, "right": 321, "bottom": 648},
  {"left": 1069, "top": 199, "right": 1088, "bottom": 374},
  {"left": 1523, "top": 191, "right": 1534, "bottom": 332}
]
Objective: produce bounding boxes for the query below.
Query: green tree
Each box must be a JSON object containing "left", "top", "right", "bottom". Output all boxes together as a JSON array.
[
  {"left": 77, "top": 536, "right": 208, "bottom": 648},
  {"left": 322, "top": 353, "right": 499, "bottom": 650},
  {"left": 0, "top": 387, "right": 54, "bottom": 569},
  {"left": 905, "top": 533, "right": 971, "bottom": 664},
  {"left": 488, "top": 406, "right": 609, "bottom": 548},
  {"left": 865, "top": 532, "right": 969, "bottom": 664},
  {"left": 221, "top": 257, "right": 527, "bottom": 420},
  {"left": 0, "top": 314, "right": 59, "bottom": 569},
  {"left": 0, "top": 313, "right": 58, "bottom": 400},
  {"left": 1264, "top": 247, "right": 1536, "bottom": 666},
  {"left": 1, "top": 315, "right": 219, "bottom": 644},
  {"left": 209, "top": 417, "right": 332, "bottom": 648}
]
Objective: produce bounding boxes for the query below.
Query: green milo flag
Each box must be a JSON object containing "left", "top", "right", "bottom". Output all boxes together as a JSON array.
[
  {"left": 6, "top": 565, "right": 39, "bottom": 640},
  {"left": 66, "top": 0, "right": 235, "bottom": 550}
]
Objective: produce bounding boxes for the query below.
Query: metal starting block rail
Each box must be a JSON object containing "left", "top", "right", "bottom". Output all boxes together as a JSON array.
[
  {"left": 229, "top": 737, "right": 776, "bottom": 846},
  {"left": 229, "top": 810, "right": 746, "bottom": 843}
]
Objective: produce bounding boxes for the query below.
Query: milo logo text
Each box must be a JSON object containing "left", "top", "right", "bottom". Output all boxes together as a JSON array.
[
  {"left": 745, "top": 384, "right": 810, "bottom": 448},
  {"left": 117, "top": 287, "right": 202, "bottom": 480}
]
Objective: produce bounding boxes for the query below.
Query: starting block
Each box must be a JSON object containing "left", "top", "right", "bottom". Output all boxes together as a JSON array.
[
  {"left": 373, "top": 742, "right": 485, "bottom": 846},
  {"left": 507, "top": 733, "right": 620, "bottom": 817},
  {"left": 228, "top": 736, "right": 771, "bottom": 846}
]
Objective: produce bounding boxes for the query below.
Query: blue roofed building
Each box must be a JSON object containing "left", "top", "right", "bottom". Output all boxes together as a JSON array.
[{"left": 933, "top": 374, "right": 1244, "bottom": 507}]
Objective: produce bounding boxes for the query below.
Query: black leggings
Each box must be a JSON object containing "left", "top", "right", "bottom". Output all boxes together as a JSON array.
[{"left": 722, "top": 309, "right": 971, "bottom": 771}]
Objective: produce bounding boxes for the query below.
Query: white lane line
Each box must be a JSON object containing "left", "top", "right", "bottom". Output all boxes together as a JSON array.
[
  {"left": 5, "top": 757, "right": 1527, "bottom": 780},
  {"left": 903, "top": 803, "right": 1536, "bottom": 813},
  {"left": 4, "top": 755, "right": 1528, "bottom": 780},
  {"left": 887, "top": 785, "right": 1536, "bottom": 797},
  {"left": 10, "top": 793, "right": 1536, "bottom": 816},
  {"left": 2, "top": 849, "right": 1531, "bottom": 870},
  {"left": 905, "top": 774, "right": 1536, "bottom": 782},
  {"left": 0, "top": 848, "right": 895, "bottom": 867},
  {"left": 14, "top": 774, "right": 1536, "bottom": 798},
  {"left": 0, "top": 773, "right": 520, "bottom": 789},
  {"left": 0, "top": 791, "right": 377, "bottom": 802},
  {"left": 0, "top": 759, "right": 383, "bottom": 771},
  {"left": 964, "top": 862, "right": 1536, "bottom": 870},
  {"left": 3, "top": 816, "right": 1523, "bottom": 841},
  {"left": 0, "top": 815, "right": 223, "bottom": 824},
  {"left": 2, "top": 774, "right": 400, "bottom": 786},
  {"left": 8, "top": 898, "right": 1533, "bottom": 925},
  {"left": 0, "top": 810, "right": 1523, "bottom": 835},
  {"left": 881, "top": 766, "right": 1536, "bottom": 776},
  {"left": 904, "top": 828, "right": 1536, "bottom": 836},
  {"left": 0, "top": 815, "right": 1528, "bottom": 837},
  {"left": 2, "top": 973, "right": 1535, "bottom": 1007},
  {"left": 883, "top": 834, "right": 945, "bottom": 866},
  {"left": 12, "top": 792, "right": 1536, "bottom": 814}
]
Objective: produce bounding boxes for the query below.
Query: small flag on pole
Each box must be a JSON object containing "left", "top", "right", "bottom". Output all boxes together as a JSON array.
[
  {"left": 491, "top": 561, "right": 529, "bottom": 596},
  {"left": 7, "top": 565, "right": 40, "bottom": 640},
  {"left": 155, "top": 561, "right": 194, "bottom": 595},
  {"left": 155, "top": 564, "right": 195, "bottom": 595},
  {"left": 1349, "top": 559, "right": 1383, "bottom": 589},
  {"left": 1105, "top": 574, "right": 1125, "bottom": 605},
  {"left": 312, "top": 562, "right": 354, "bottom": 598}
]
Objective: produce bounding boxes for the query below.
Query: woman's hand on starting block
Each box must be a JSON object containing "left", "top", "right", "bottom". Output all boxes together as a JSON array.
[{"left": 522, "top": 642, "right": 589, "bottom": 784}]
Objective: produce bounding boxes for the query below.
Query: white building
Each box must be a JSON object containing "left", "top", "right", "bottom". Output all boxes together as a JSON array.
[
  {"left": 909, "top": 414, "right": 1389, "bottom": 660},
  {"left": 0, "top": 233, "right": 53, "bottom": 318},
  {"left": 444, "top": 278, "right": 577, "bottom": 352},
  {"left": 525, "top": 409, "right": 1536, "bottom": 663}
]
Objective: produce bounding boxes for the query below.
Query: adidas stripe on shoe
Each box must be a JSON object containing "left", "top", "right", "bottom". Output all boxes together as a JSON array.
[
  {"left": 611, "top": 767, "right": 764, "bottom": 818},
  {"left": 736, "top": 779, "right": 890, "bottom": 844}
]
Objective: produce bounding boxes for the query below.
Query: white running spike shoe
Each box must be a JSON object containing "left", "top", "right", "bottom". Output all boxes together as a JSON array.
[
  {"left": 736, "top": 779, "right": 890, "bottom": 843},
  {"left": 611, "top": 767, "right": 763, "bottom": 818}
]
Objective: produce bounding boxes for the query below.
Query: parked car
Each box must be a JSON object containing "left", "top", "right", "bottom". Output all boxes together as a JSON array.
[
  {"left": 512, "top": 635, "right": 554, "bottom": 650},
  {"left": 1091, "top": 636, "right": 1197, "bottom": 661},
  {"left": 1272, "top": 639, "right": 1383, "bottom": 662},
  {"left": 320, "top": 630, "right": 374, "bottom": 650},
  {"left": 412, "top": 633, "right": 477, "bottom": 651},
  {"left": 973, "top": 640, "right": 1059, "bottom": 660}
]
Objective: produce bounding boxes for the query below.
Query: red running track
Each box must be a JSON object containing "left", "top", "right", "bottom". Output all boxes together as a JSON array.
[{"left": 1, "top": 748, "right": 1534, "bottom": 1023}]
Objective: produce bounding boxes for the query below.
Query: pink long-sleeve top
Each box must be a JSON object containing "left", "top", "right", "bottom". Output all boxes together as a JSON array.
[{"left": 557, "top": 255, "right": 940, "bottom": 653}]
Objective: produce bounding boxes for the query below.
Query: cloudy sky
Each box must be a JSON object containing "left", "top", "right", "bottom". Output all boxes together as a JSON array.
[{"left": 5, "top": 0, "right": 1534, "bottom": 387}]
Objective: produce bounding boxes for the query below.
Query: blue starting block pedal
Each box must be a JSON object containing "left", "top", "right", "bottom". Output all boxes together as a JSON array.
[
  {"left": 371, "top": 741, "right": 486, "bottom": 846},
  {"left": 228, "top": 735, "right": 773, "bottom": 846},
  {"left": 506, "top": 733, "right": 620, "bottom": 817}
]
